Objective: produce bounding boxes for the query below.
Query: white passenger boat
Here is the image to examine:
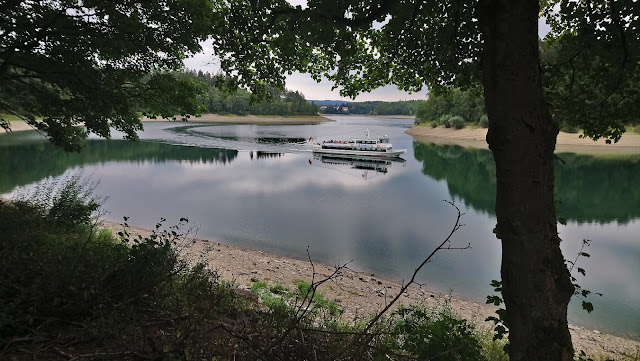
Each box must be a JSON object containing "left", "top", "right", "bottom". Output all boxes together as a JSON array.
[{"left": 312, "top": 130, "right": 406, "bottom": 158}]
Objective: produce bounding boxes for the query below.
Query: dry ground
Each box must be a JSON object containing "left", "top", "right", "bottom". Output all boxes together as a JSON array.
[{"left": 406, "top": 125, "right": 640, "bottom": 155}]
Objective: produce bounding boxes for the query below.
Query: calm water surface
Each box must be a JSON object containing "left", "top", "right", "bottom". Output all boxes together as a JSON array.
[{"left": 1, "top": 116, "right": 638, "bottom": 338}]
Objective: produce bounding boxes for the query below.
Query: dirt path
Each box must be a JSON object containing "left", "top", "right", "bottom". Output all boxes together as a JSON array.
[
  {"left": 406, "top": 126, "right": 640, "bottom": 155},
  {"left": 102, "top": 220, "right": 640, "bottom": 359}
]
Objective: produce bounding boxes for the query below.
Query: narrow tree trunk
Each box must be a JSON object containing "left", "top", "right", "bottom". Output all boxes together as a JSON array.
[{"left": 477, "top": 1, "right": 575, "bottom": 360}]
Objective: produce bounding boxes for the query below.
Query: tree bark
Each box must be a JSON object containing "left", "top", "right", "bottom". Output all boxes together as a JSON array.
[{"left": 477, "top": 1, "right": 575, "bottom": 360}]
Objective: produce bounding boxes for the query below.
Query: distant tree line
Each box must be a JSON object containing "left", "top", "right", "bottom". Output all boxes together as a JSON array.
[
  {"left": 319, "top": 101, "right": 419, "bottom": 116},
  {"left": 415, "top": 84, "right": 640, "bottom": 132},
  {"left": 415, "top": 89, "right": 488, "bottom": 129},
  {"left": 183, "top": 70, "right": 319, "bottom": 116}
]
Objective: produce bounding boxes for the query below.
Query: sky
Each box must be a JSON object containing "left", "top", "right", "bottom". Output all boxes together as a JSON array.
[{"left": 183, "top": 1, "right": 552, "bottom": 102}]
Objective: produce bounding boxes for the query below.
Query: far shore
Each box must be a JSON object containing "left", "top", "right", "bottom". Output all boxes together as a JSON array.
[
  {"left": 141, "top": 113, "right": 333, "bottom": 125},
  {"left": 100, "top": 219, "right": 640, "bottom": 359},
  {"left": 406, "top": 125, "right": 640, "bottom": 155},
  {"left": 2, "top": 114, "right": 333, "bottom": 134}
]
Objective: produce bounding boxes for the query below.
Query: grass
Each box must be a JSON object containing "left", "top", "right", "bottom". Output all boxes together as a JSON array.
[{"left": 250, "top": 279, "right": 342, "bottom": 317}]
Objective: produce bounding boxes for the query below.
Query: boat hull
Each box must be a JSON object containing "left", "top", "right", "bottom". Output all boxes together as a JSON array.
[{"left": 312, "top": 148, "right": 406, "bottom": 158}]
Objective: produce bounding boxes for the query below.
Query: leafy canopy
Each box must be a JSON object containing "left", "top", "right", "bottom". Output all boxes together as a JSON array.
[
  {"left": 210, "top": 1, "right": 481, "bottom": 98},
  {"left": 210, "top": 0, "right": 638, "bottom": 142},
  {"left": 0, "top": 0, "right": 214, "bottom": 151},
  {"left": 541, "top": 0, "right": 640, "bottom": 142}
]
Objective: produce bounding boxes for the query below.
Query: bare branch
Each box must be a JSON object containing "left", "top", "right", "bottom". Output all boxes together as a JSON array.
[{"left": 340, "top": 200, "right": 467, "bottom": 360}]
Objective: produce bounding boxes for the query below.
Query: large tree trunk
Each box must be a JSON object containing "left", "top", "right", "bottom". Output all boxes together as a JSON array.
[{"left": 477, "top": 1, "right": 575, "bottom": 360}]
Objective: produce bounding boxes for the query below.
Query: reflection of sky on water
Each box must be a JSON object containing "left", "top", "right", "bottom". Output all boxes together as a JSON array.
[{"left": 2, "top": 116, "right": 638, "bottom": 338}]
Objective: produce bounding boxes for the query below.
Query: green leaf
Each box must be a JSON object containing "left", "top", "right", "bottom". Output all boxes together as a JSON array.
[
  {"left": 558, "top": 217, "right": 567, "bottom": 225},
  {"left": 582, "top": 301, "right": 594, "bottom": 313},
  {"left": 577, "top": 267, "right": 586, "bottom": 276}
]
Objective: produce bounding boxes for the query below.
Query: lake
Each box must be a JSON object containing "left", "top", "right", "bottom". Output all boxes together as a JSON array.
[{"left": 1, "top": 115, "right": 638, "bottom": 338}]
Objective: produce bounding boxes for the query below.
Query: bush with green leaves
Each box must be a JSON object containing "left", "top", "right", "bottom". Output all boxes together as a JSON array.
[
  {"left": 440, "top": 114, "right": 452, "bottom": 128},
  {"left": 9, "top": 172, "right": 106, "bottom": 232},
  {"left": 450, "top": 115, "right": 466, "bottom": 129},
  {"left": 479, "top": 114, "right": 489, "bottom": 128},
  {"left": 249, "top": 279, "right": 341, "bottom": 317},
  {"left": 0, "top": 182, "right": 242, "bottom": 359},
  {"left": 376, "top": 304, "right": 486, "bottom": 361}
]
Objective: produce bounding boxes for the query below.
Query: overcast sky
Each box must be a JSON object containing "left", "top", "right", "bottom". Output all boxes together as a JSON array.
[{"left": 184, "top": 2, "right": 551, "bottom": 102}]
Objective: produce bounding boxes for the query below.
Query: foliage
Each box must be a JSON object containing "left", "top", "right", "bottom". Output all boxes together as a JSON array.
[
  {"left": 377, "top": 304, "right": 486, "bottom": 361},
  {"left": 450, "top": 115, "right": 466, "bottom": 129},
  {"left": 325, "top": 100, "right": 420, "bottom": 116},
  {"left": 566, "top": 240, "right": 603, "bottom": 314},
  {"left": 0, "top": 196, "right": 243, "bottom": 359},
  {"left": 11, "top": 172, "right": 105, "bottom": 230},
  {"left": 208, "top": 1, "right": 481, "bottom": 99},
  {"left": 184, "top": 70, "right": 320, "bottom": 116},
  {"left": 477, "top": 330, "right": 509, "bottom": 361},
  {"left": 541, "top": 0, "right": 640, "bottom": 143},
  {"left": 0, "top": 0, "right": 214, "bottom": 151},
  {"left": 479, "top": 115, "right": 489, "bottom": 128},
  {"left": 485, "top": 280, "right": 509, "bottom": 347},
  {"left": 415, "top": 88, "right": 485, "bottom": 125},
  {"left": 250, "top": 279, "right": 341, "bottom": 317}
]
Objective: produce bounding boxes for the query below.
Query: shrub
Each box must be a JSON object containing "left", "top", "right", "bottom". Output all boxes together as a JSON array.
[
  {"left": 560, "top": 123, "right": 580, "bottom": 133},
  {"left": 440, "top": 114, "right": 452, "bottom": 128},
  {"left": 479, "top": 114, "right": 489, "bottom": 128},
  {"left": 11, "top": 172, "right": 105, "bottom": 231},
  {"left": 377, "top": 305, "right": 486, "bottom": 361},
  {"left": 450, "top": 115, "right": 466, "bottom": 129}
]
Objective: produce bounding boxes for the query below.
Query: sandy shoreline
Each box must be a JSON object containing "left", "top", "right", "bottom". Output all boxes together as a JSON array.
[
  {"left": 2, "top": 114, "right": 332, "bottom": 134},
  {"left": 142, "top": 113, "right": 333, "bottom": 125},
  {"left": 406, "top": 125, "right": 640, "bottom": 155},
  {"left": 101, "top": 220, "right": 639, "bottom": 359}
]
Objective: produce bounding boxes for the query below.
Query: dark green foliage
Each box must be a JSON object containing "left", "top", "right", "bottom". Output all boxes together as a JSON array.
[
  {"left": 542, "top": 0, "right": 640, "bottom": 143},
  {"left": 485, "top": 280, "right": 509, "bottom": 347},
  {"left": 377, "top": 305, "right": 486, "bottom": 361},
  {"left": 0, "top": 0, "right": 214, "bottom": 151},
  {"left": 479, "top": 115, "right": 489, "bottom": 128},
  {"left": 322, "top": 100, "right": 420, "bottom": 116},
  {"left": 0, "top": 189, "right": 242, "bottom": 359},
  {"left": 415, "top": 88, "right": 485, "bottom": 125},
  {"left": 450, "top": 115, "right": 466, "bottom": 129},
  {"left": 566, "top": 240, "right": 603, "bottom": 314},
  {"left": 208, "top": 1, "right": 481, "bottom": 99},
  {"left": 184, "top": 70, "right": 320, "bottom": 116}
]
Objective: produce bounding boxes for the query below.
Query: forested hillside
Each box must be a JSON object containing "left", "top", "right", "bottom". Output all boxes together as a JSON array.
[
  {"left": 320, "top": 100, "right": 419, "bottom": 116},
  {"left": 183, "top": 70, "right": 319, "bottom": 116}
]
